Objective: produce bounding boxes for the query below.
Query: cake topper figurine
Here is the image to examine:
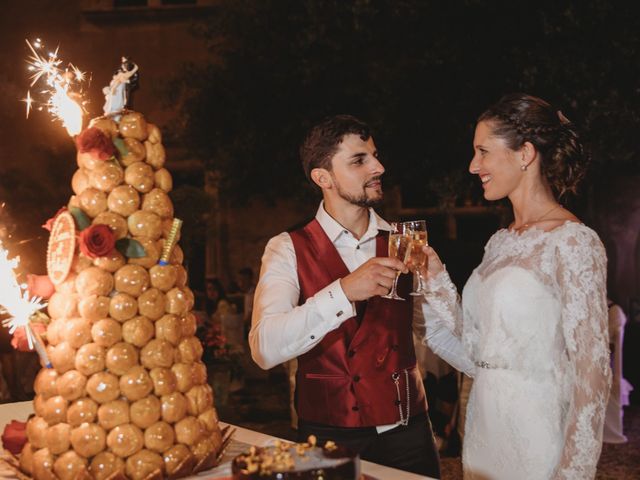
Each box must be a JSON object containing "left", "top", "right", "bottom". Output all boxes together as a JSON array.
[{"left": 102, "top": 56, "right": 139, "bottom": 119}]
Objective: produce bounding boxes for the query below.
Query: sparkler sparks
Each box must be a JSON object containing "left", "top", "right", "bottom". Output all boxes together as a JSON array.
[{"left": 24, "top": 38, "right": 87, "bottom": 136}]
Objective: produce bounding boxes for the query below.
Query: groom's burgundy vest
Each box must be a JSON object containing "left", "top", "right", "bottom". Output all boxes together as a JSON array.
[{"left": 289, "top": 219, "right": 427, "bottom": 427}]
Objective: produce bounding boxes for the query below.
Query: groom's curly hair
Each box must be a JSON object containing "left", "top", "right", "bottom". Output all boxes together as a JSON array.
[{"left": 300, "top": 115, "right": 371, "bottom": 182}]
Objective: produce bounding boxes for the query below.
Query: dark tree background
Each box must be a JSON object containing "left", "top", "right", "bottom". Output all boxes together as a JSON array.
[{"left": 166, "top": 0, "right": 640, "bottom": 208}]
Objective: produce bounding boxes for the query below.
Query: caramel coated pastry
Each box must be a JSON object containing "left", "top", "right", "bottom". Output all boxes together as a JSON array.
[
  {"left": 66, "top": 398, "right": 98, "bottom": 427},
  {"left": 94, "top": 249, "right": 126, "bottom": 273},
  {"left": 56, "top": 370, "right": 88, "bottom": 401},
  {"left": 174, "top": 416, "right": 204, "bottom": 446},
  {"left": 128, "top": 210, "right": 162, "bottom": 239},
  {"left": 107, "top": 423, "right": 144, "bottom": 458},
  {"left": 154, "top": 168, "right": 173, "bottom": 193},
  {"left": 27, "top": 415, "right": 49, "bottom": 449},
  {"left": 72, "top": 169, "right": 90, "bottom": 195},
  {"left": 177, "top": 337, "right": 203, "bottom": 364},
  {"left": 71, "top": 254, "right": 93, "bottom": 274},
  {"left": 119, "top": 112, "right": 148, "bottom": 142},
  {"left": 119, "top": 366, "right": 153, "bottom": 401},
  {"left": 121, "top": 316, "right": 154, "bottom": 348},
  {"left": 70, "top": 422, "right": 107, "bottom": 458},
  {"left": 78, "top": 188, "right": 108, "bottom": 218},
  {"left": 89, "top": 452, "right": 125, "bottom": 480},
  {"left": 77, "top": 151, "right": 102, "bottom": 171},
  {"left": 43, "top": 395, "right": 68, "bottom": 426},
  {"left": 34, "top": 368, "right": 59, "bottom": 400},
  {"left": 32, "top": 448, "right": 56, "bottom": 480},
  {"left": 114, "top": 264, "right": 150, "bottom": 298},
  {"left": 198, "top": 408, "right": 219, "bottom": 433},
  {"left": 144, "top": 141, "right": 166, "bottom": 170},
  {"left": 108, "top": 185, "right": 141, "bottom": 217},
  {"left": 155, "top": 314, "right": 182, "bottom": 346},
  {"left": 97, "top": 399, "right": 130, "bottom": 430},
  {"left": 141, "top": 339, "right": 175, "bottom": 369},
  {"left": 93, "top": 211, "right": 128, "bottom": 239},
  {"left": 160, "top": 218, "right": 181, "bottom": 242},
  {"left": 49, "top": 341, "right": 76, "bottom": 374},
  {"left": 19, "top": 442, "right": 34, "bottom": 475},
  {"left": 105, "top": 342, "right": 139, "bottom": 375},
  {"left": 171, "top": 363, "right": 193, "bottom": 393},
  {"left": 143, "top": 421, "right": 175, "bottom": 453},
  {"left": 146, "top": 123, "right": 162, "bottom": 144},
  {"left": 128, "top": 236, "right": 160, "bottom": 269},
  {"left": 149, "top": 368, "right": 177, "bottom": 396},
  {"left": 191, "top": 362, "right": 207, "bottom": 386},
  {"left": 45, "top": 422, "right": 71, "bottom": 454},
  {"left": 161, "top": 392, "right": 188, "bottom": 424},
  {"left": 185, "top": 384, "right": 214, "bottom": 416},
  {"left": 125, "top": 450, "right": 163, "bottom": 480},
  {"left": 124, "top": 162, "right": 155, "bottom": 193},
  {"left": 47, "top": 292, "right": 79, "bottom": 319},
  {"left": 75, "top": 267, "right": 114, "bottom": 297},
  {"left": 191, "top": 436, "right": 217, "bottom": 463},
  {"left": 137, "top": 288, "right": 166, "bottom": 320},
  {"left": 165, "top": 288, "right": 190, "bottom": 316},
  {"left": 109, "top": 293, "right": 137, "bottom": 322},
  {"left": 34, "top": 395, "right": 47, "bottom": 417},
  {"left": 183, "top": 287, "right": 195, "bottom": 311},
  {"left": 78, "top": 294, "right": 110, "bottom": 320},
  {"left": 53, "top": 450, "right": 89, "bottom": 480},
  {"left": 129, "top": 395, "right": 161, "bottom": 429},
  {"left": 179, "top": 313, "right": 197, "bottom": 338},
  {"left": 162, "top": 444, "right": 194, "bottom": 478},
  {"left": 86, "top": 371, "right": 120, "bottom": 404},
  {"left": 89, "top": 117, "right": 118, "bottom": 138},
  {"left": 73, "top": 344, "right": 106, "bottom": 377},
  {"left": 174, "top": 265, "right": 188, "bottom": 288},
  {"left": 63, "top": 318, "right": 93, "bottom": 349},
  {"left": 45, "top": 320, "right": 64, "bottom": 346},
  {"left": 91, "top": 319, "right": 123, "bottom": 348},
  {"left": 89, "top": 162, "right": 124, "bottom": 193},
  {"left": 121, "top": 138, "right": 146, "bottom": 167},
  {"left": 148, "top": 265, "right": 177, "bottom": 292},
  {"left": 164, "top": 243, "right": 184, "bottom": 265}
]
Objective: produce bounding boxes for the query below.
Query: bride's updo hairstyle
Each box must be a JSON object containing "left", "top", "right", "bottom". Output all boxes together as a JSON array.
[{"left": 478, "top": 93, "right": 587, "bottom": 199}]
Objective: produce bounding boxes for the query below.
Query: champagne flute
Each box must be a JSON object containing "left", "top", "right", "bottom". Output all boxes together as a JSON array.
[
  {"left": 404, "top": 220, "right": 428, "bottom": 296},
  {"left": 381, "top": 222, "right": 411, "bottom": 300}
]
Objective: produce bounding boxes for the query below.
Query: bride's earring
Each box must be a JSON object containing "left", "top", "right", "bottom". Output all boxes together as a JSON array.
[{"left": 520, "top": 164, "right": 527, "bottom": 171}]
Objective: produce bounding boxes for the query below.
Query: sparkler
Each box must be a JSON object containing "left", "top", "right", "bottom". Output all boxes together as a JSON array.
[
  {"left": 0, "top": 243, "right": 50, "bottom": 367},
  {"left": 23, "top": 38, "right": 87, "bottom": 136}
]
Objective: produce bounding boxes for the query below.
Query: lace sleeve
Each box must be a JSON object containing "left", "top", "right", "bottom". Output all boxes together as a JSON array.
[
  {"left": 419, "top": 268, "right": 475, "bottom": 376},
  {"left": 554, "top": 226, "right": 611, "bottom": 480}
]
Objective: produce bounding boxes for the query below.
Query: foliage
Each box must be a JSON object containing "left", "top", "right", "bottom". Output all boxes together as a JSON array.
[{"left": 167, "top": 0, "right": 640, "bottom": 205}]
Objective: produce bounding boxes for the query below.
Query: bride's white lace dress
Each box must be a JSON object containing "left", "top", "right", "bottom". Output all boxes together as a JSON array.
[{"left": 421, "top": 222, "right": 611, "bottom": 479}]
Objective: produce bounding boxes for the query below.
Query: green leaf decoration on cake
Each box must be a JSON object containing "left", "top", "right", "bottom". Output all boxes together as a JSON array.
[
  {"left": 115, "top": 238, "right": 147, "bottom": 258},
  {"left": 113, "top": 137, "right": 129, "bottom": 157},
  {"left": 69, "top": 207, "right": 91, "bottom": 231}
]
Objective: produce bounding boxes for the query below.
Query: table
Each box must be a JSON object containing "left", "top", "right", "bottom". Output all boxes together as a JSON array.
[{"left": 0, "top": 401, "right": 434, "bottom": 480}]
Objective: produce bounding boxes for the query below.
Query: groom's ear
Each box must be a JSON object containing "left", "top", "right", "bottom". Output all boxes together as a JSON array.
[{"left": 310, "top": 168, "right": 332, "bottom": 190}]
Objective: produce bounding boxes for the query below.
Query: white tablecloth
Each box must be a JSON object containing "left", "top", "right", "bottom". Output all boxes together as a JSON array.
[{"left": 0, "top": 401, "right": 433, "bottom": 480}]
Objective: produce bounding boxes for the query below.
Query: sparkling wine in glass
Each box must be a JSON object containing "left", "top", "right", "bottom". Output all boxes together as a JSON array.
[
  {"left": 404, "top": 220, "right": 428, "bottom": 295},
  {"left": 381, "top": 223, "right": 411, "bottom": 300}
]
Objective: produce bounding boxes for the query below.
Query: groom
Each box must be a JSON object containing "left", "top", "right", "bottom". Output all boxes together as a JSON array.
[{"left": 249, "top": 115, "right": 440, "bottom": 477}]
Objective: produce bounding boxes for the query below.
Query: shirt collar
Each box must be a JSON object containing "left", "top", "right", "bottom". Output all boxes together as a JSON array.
[{"left": 315, "top": 201, "right": 392, "bottom": 243}]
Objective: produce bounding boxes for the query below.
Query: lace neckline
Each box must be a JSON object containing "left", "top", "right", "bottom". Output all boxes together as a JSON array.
[{"left": 500, "top": 220, "right": 583, "bottom": 239}]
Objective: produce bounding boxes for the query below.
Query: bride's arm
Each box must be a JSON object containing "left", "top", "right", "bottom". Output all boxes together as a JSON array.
[
  {"left": 413, "top": 247, "right": 475, "bottom": 377},
  {"left": 553, "top": 227, "right": 611, "bottom": 480}
]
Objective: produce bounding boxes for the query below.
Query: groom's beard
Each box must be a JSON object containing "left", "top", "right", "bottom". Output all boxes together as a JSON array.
[{"left": 333, "top": 175, "right": 384, "bottom": 208}]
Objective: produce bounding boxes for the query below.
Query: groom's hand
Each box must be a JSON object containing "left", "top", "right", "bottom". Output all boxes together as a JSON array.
[{"left": 340, "top": 257, "right": 408, "bottom": 301}]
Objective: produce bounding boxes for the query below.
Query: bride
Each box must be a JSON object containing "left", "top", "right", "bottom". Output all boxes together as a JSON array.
[{"left": 419, "top": 93, "right": 611, "bottom": 479}]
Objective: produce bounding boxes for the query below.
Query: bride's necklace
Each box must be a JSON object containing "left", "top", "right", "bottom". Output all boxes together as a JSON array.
[{"left": 512, "top": 204, "right": 561, "bottom": 232}]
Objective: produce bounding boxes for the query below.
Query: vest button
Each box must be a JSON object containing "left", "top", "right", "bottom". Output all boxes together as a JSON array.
[
  {"left": 353, "top": 375, "right": 360, "bottom": 382},
  {"left": 392, "top": 344, "right": 399, "bottom": 351},
  {"left": 348, "top": 350, "right": 355, "bottom": 357},
  {"left": 352, "top": 405, "right": 359, "bottom": 411},
  {"left": 395, "top": 400, "right": 402, "bottom": 406}
]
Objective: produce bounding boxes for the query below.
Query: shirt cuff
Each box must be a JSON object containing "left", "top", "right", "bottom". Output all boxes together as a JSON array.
[{"left": 313, "top": 279, "right": 355, "bottom": 328}]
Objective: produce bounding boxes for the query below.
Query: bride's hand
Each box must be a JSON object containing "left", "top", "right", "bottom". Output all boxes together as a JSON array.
[{"left": 421, "top": 245, "right": 445, "bottom": 279}]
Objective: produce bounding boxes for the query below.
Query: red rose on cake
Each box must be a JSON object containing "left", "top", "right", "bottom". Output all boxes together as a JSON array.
[
  {"left": 76, "top": 126, "right": 115, "bottom": 161},
  {"left": 78, "top": 224, "right": 116, "bottom": 258}
]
